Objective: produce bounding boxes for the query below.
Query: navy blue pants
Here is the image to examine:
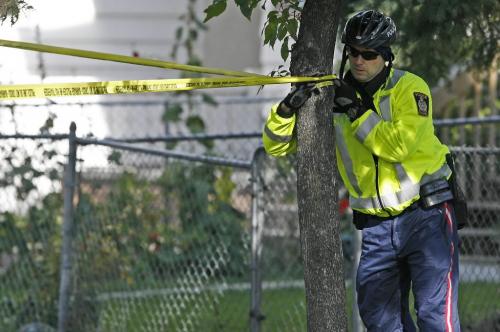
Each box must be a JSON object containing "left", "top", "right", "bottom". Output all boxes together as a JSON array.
[{"left": 356, "top": 202, "right": 460, "bottom": 332}]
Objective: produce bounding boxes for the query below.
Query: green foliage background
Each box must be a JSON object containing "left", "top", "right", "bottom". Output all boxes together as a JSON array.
[
  {"left": 0, "top": 160, "right": 249, "bottom": 331},
  {"left": 204, "top": 0, "right": 498, "bottom": 85}
]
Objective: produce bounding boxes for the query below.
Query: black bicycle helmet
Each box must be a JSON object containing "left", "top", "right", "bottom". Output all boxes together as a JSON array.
[
  {"left": 341, "top": 10, "right": 397, "bottom": 49},
  {"left": 338, "top": 10, "right": 397, "bottom": 79}
]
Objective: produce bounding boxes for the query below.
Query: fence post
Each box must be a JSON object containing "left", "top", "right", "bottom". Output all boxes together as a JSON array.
[
  {"left": 487, "top": 59, "right": 497, "bottom": 179},
  {"left": 250, "top": 147, "right": 265, "bottom": 332},
  {"left": 58, "top": 122, "right": 78, "bottom": 332}
]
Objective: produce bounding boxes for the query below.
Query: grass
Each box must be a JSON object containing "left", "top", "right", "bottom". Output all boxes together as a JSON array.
[
  {"left": 2, "top": 281, "right": 497, "bottom": 331},
  {"left": 458, "top": 281, "right": 500, "bottom": 325},
  {"left": 95, "top": 285, "right": 355, "bottom": 332}
]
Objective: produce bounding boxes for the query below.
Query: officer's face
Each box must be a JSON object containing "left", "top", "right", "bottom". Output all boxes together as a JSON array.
[{"left": 347, "top": 46, "right": 386, "bottom": 83}]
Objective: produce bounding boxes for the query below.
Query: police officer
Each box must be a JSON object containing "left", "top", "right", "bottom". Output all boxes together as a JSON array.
[{"left": 263, "top": 9, "right": 461, "bottom": 332}]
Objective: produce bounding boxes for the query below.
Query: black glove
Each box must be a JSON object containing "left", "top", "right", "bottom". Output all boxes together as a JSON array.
[
  {"left": 332, "top": 79, "right": 366, "bottom": 121},
  {"left": 277, "top": 82, "right": 318, "bottom": 118}
]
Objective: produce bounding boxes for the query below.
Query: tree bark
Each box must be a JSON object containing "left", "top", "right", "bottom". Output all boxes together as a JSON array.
[{"left": 290, "top": 1, "right": 347, "bottom": 331}]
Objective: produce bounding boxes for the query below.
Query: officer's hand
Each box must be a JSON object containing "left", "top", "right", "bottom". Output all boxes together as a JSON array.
[
  {"left": 277, "top": 82, "right": 319, "bottom": 118},
  {"left": 332, "top": 79, "right": 359, "bottom": 112},
  {"left": 332, "top": 79, "right": 366, "bottom": 120}
]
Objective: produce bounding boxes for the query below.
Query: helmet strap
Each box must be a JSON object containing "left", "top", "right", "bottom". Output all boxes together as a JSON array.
[
  {"left": 338, "top": 45, "right": 348, "bottom": 80},
  {"left": 386, "top": 53, "right": 394, "bottom": 73}
]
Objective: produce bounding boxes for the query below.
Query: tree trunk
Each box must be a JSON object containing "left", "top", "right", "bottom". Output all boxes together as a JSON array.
[{"left": 290, "top": 1, "right": 347, "bottom": 331}]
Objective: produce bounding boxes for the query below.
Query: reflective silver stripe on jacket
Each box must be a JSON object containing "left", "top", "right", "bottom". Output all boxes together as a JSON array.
[
  {"left": 395, "top": 163, "right": 418, "bottom": 191},
  {"left": 264, "top": 125, "right": 293, "bottom": 143},
  {"left": 378, "top": 70, "right": 406, "bottom": 121},
  {"left": 351, "top": 195, "right": 383, "bottom": 209},
  {"left": 335, "top": 121, "right": 362, "bottom": 196},
  {"left": 385, "top": 69, "right": 406, "bottom": 90},
  {"left": 355, "top": 112, "right": 381, "bottom": 142},
  {"left": 351, "top": 186, "right": 420, "bottom": 210},
  {"left": 421, "top": 162, "right": 452, "bottom": 184},
  {"left": 379, "top": 95, "right": 391, "bottom": 121},
  {"left": 350, "top": 162, "right": 452, "bottom": 211},
  {"left": 350, "top": 163, "right": 419, "bottom": 210}
]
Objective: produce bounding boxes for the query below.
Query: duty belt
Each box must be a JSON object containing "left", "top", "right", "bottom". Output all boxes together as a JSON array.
[{"left": 419, "top": 178, "right": 454, "bottom": 208}]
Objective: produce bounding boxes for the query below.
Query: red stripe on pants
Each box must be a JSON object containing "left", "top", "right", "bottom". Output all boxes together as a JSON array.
[{"left": 443, "top": 202, "right": 455, "bottom": 332}]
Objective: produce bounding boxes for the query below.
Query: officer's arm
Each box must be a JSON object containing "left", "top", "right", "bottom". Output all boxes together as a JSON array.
[
  {"left": 262, "top": 103, "right": 298, "bottom": 156},
  {"left": 350, "top": 77, "right": 432, "bottom": 163}
]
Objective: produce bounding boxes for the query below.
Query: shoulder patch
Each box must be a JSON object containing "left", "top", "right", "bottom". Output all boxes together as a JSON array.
[{"left": 413, "top": 92, "right": 429, "bottom": 116}]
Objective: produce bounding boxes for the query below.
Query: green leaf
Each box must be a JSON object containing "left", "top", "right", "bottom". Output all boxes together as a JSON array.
[
  {"left": 267, "top": 10, "right": 278, "bottom": 20},
  {"left": 108, "top": 151, "right": 123, "bottom": 166},
  {"left": 282, "top": 6, "right": 290, "bottom": 18},
  {"left": 166, "top": 142, "right": 177, "bottom": 150},
  {"left": 42, "top": 149, "right": 57, "bottom": 160},
  {"left": 288, "top": 0, "right": 302, "bottom": 11},
  {"left": 19, "top": 178, "right": 35, "bottom": 199},
  {"left": 287, "top": 19, "right": 299, "bottom": 40},
  {"left": 281, "top": 37, "right": 289, "bottom": 62},
  {"left": 186, "top": 115, "right": 205, "bottom": 134},
  {"left": 203, "top": 0, "right": 227, "bottom": 22},
  {"left": 214, "top": 167, "right": 236, "bottom": 203},
  {"left": 200, "top": 139, "right": 214, "bottom": 150},
  {"left": 278, "top": 22, "right": 288, "bottom": 40},
  {"left": 48, "top": 169, "right": 59, "bottom": 181},
  {"left": 162, "top": 104, "right": 183, "bottom": 122},
  {"left": 39, "top": 113, "right": 56, "bottom": 134},
  {"left": 264, "top": 17, "right": 278, "bottom": 48},
  {"left": 202, "top": 93, "right": 218, "bottom": 106},
  {"left": 32, "top": 169, "right": 44, "bottom": 178},
  {"left": 234, "top": 0, "right": 256, "bottom": 20}
]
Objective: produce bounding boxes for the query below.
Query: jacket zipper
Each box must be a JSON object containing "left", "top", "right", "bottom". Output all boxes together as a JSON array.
[{"left": 373, "top": 154, "right": 393, "bottom": 217}]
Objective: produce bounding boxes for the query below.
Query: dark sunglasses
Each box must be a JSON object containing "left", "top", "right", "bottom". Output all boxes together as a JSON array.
[{"left": 347, "top": 46, "right": 380, "bottom": 60}]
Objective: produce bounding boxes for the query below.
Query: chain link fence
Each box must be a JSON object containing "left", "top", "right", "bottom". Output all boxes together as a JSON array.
[
  {"left": 1, "top": 128, "right": 257, "bottom": 332},
  {"left": 0, "top": 108, "right": 499, "bottom": 331},
  {"left": 449, "top": 146, "right": 500, "bottom": 330},
  {"left": 71, "top": 144, "right": 253, "bottom": 332},
  {"left": 0, "top": 134, "right": 66, "bottom": 332}
]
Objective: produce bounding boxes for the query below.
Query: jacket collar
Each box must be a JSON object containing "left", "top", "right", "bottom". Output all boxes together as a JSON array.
[{"left": 345, "top": 66, "right": 390, "bottom": 96}]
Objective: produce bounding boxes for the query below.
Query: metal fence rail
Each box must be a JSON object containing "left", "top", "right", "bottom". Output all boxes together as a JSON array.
[
  {"left": 0, "top": 118, "right": 499, "bottom": 332},
  {"left": 2, "top": 92, "right": 497, "bottom": 161}
]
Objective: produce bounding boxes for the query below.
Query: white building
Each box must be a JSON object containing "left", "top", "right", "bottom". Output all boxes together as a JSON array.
[{"left": 0, "top": 0, "right": 288, "bottom": 150}]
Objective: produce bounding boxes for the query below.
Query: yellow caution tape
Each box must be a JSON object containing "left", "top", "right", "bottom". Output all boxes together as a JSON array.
[
  {"left": 0, "top": 75, "right": 336, "bottom": 100},
  {"left": 0, "top": 38, "right": 336, "bottom": 100},
  {"left": 0, "top": 38, "right": 264, "bottom": 77}
]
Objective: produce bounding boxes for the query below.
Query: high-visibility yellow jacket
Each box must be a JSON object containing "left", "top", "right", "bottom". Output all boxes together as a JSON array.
[{"left": 263, "top": 68, "right": 451, "bottom": 217}]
